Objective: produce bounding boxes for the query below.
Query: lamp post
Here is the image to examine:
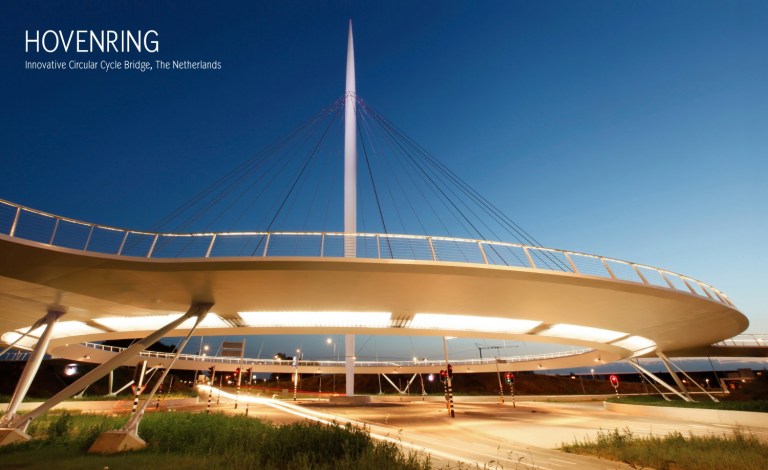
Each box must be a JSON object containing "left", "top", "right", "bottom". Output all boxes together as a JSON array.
[
  {"left": 193, "top": 339, "right": 209, "bottom": 384},
  {"left": 293, "top": 348, "right": 301, "bottom": 401},
  {"left": 326, "top": 338, "right": 336, "bottom": 393}
]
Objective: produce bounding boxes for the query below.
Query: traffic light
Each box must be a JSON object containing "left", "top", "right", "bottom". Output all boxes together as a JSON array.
[
  {"left": 504, "top": 372, "right": 512, "bottom": 384},
  {"left": 509, "top": 372, "right": 515, "bottom": 384},
  {"left": 245, "top": 368, "right": 252, "bottom": 379},
  {"left": 609, "top": 375, "right": 619, "bottom": 388},
  {"left": 447, "top": 364, "right": 453, "bottom": 379},
  {"left": 208, "top": 366, "right": 215, "bottom": 376},
  {"left": 234, "top": 368, "right": 240, "bottom": 378},
  {"left": 439, "top": 370, "right": 447, "bottom": 383}
]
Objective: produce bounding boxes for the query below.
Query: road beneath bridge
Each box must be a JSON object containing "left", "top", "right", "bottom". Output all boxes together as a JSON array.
[{"left": 202, "top": 390, "right": 768, "bottom": 469}]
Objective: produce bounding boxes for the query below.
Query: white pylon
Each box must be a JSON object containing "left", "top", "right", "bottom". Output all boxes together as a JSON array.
[{"left": 343, "top": 20, "right": 357, "bottom": 397}]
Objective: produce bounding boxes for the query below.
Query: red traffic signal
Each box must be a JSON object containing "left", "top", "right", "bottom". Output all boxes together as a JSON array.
[
  {"left": 504, "top": 372, "right": 515, "bottom": 384},
  {"left": 234, "top": 368, "right": 241, "bottom": 377},
  {"left": 609, "top": 375, "right": 619, "bottom": 388},
  {"left": 439, "top": 370, "right": 447, "bottom": 382}
]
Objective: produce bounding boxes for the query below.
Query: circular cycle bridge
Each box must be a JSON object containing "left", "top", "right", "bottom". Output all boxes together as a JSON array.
[
  {"left": 0, "top": 197, "right": 747, "bottom": 371},
  {"left": 0, "top": 22, "right": 750, "bottom": 451}
]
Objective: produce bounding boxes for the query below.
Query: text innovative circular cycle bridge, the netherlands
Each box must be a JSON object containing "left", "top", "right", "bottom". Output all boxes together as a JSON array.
[{"left": 0, "top": 197, "right": 748, "bottom": 375}]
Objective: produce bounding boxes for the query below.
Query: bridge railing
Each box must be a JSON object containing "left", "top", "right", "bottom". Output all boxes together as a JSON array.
[
  {"left": 0, "top": 351, "right": 31, "bottom": 361},
  {"left": 713, "top": 334, "right": 767, "bottom": 348},
  {"left": 0, "top": 199, "right": 733, "bottom": 307},
  {"left": 80, "top": 342, "right": 592, "bottom": 367}
]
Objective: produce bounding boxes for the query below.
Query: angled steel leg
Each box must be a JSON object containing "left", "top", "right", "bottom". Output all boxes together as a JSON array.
[
  {"left": 659, "top": 352, "right": 720, "bottom": 402},
  {"left": 121, "top": 311, "right": 208, "bottom": 435},
  {"left": 627, "top": 358, "right": 692, "bottom": 402},
  {"left": 0, "top": 309, "right": 64, "bottom": 428},
  {"left": 7, "top": 303, "right": 212, "bottom": 434},
  {"left": 657, "top": 351, "right": 693, "bottom": 401}
]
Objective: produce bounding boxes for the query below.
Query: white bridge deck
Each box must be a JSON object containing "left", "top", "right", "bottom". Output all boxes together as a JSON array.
[{"left": 0, "top": 198, "right": 750, "bottom": 370}]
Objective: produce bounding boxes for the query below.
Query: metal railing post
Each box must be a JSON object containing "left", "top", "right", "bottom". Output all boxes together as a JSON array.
[
  {"left": 428, "top": 237, "right": 437, "bottom": 261},
  {"left": 48, "top": 218, "right": 60, "bottom": 245},
  {"left": 477, "top": 241, "right": 488, "bottom": 264},
  {"left": 9, "top": 206, "right": 21, "bottom": 237},
  {"left": 523, "top": 247, "right": 536, "bottom": 269},
  {"left": 262, "top": 233, "right": 271, "bottom": 257},
  {"left": 117, "top": 231, "right": 129, "bottom": 255},
  {"left": 564, "top": 252, "right": 579, "bottom": 273},
  {"left": 147, "top": 234, "right": 159, "bottom": 258},
  {"left": 659, "top": 271, "right": 676, "bottom": 289},
  {"left": 631, "top": 264, "right": 649, "bottom": 284},
  {"left": 681, "top": 278, "right": 698, "bottom": 295},
  {"left": 84, "top": 225, "right": 95, "bottom": 251},
  {"left": 601, "top": 258, "right": 616, "bottom": 279},
  {"left": 698, "top": 283, "right": 716, "bottom": 300},
  {"left": 205, "top": 234, "right": 217, "bottom": 258}
]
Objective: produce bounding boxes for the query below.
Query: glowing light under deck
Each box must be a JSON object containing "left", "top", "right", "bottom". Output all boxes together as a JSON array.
[
  {"left": 410, "top": 313, "right": 541, "bottom": 334},
  {"left": 539, "top": 323, "right": 627, "bottom": 343},
  {"left": 238, "top": 311, "right": 392, "bottom": 328},
  {"left": 93, "top": 313, "right": 228, "bottom": 332}
]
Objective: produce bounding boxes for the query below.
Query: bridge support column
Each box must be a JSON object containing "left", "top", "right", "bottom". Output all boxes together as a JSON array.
[
  {"left": 657, "top": 352, "right": 693, "bottom": 401},
  {"left": 0, "top": 303, "right": 212, "bottom": 448},
  {"left": 345, "top": 334, "right": 354, "bottom": 396},
  {"left": 0, "top": 309, "right": 64, "bottom": 444}
]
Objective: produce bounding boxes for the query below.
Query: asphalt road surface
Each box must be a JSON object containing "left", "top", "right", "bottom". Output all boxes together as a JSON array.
[{"left": 206, "top": 389, "right": 767, "bottom": 469}]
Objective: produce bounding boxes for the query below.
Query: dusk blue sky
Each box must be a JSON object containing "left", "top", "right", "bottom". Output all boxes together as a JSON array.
[{"left": 1, "top": 2, "right": 766, "bottom": 363}]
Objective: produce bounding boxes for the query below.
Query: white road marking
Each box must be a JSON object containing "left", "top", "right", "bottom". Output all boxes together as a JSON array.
[{"left": 550, "top": 458, "right": 577, "bottom": 465}]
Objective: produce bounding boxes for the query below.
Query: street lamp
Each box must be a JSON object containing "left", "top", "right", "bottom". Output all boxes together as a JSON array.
[
  {"left": 193, "top": 338, "right": 209, "bottom": 384},
  {"left": 326, "top": 338, "right": 336, "bottom": 393},
  {"left": 293, "top": 349, "right": 302, "bottom": 401}
]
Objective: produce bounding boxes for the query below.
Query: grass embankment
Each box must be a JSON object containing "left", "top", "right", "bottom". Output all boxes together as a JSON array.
[
  {"left": 608, "top": 395, "right": 768, "bottom": 412},
  {"left": 563, "top": 427, "right": 768, "bottom": 470},
  {"left": 0, "top": 411, "right": 431, "bottom": 470},
  {"left": 0, "top": 390, "right": 198, "bottom": 403}
]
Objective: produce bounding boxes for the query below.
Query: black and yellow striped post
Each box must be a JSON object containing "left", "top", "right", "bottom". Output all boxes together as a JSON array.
[
  {"left": 206, "top": 366, "right": 215, "bottom": 414},
  {"left": 234, "top": 367, "right": 241, "bottom": 409},
  {"left": 446, "top": 364, "right": 455, "bottom": 418},
  {"left": 131, "top": 360, "right": 147, "bottom": 415},
  {"left": 245, "top": 367, "right": 252, "bottom": 416}
]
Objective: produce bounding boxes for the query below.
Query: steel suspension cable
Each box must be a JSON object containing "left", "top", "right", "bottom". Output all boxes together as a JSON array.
[
  {"left": 361, "top": 101, "right": 568, "bottom": 271},
  {"left": 251, "top": 105, "right": 343, "bottom": 255},
  {"left": 358, "top": 118, "right": 392, "bottom": 257},
  {"left": 149, "top": 98, "right": 342, "bottom": 233}
]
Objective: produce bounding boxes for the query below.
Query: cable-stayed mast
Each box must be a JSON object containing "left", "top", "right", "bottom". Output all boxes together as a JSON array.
[
  {"left": 344, "top": 20, "right": 357, "bottom": 256},
  {"left": 344, "top": 20, "right": 357, "bottom": 397}
]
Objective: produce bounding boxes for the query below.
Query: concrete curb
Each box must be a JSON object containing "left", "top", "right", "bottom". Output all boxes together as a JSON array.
[{"left": 604, "top": 401, "right": 768, "bottom": 429}]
